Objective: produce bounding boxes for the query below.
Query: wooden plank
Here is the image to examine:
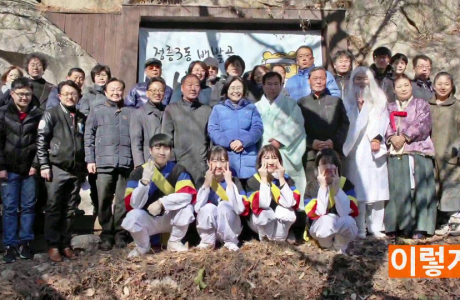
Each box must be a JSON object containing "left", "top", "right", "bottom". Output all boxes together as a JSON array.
[
  {"left": 92, "top": 16, "right": 102, "bottom": 63},
  {"left": 96, "top": 14, "right": 107, "bottom": 65},
  {"left": 80, "top": 14, "right": 89, "bottom": 55},
  {"left": 103, "top": 14, "right": 116, "bottom": 75},
  {"left": 85, "top": 15, "right": 96, "bottom": 59},
  {"left": 73, "top": 15, "right": 83, "bottom": 45}
]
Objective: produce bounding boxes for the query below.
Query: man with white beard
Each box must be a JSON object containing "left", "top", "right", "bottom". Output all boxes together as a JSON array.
[{"left": 342, "top": 66, "right": 390, "bottom": 239}]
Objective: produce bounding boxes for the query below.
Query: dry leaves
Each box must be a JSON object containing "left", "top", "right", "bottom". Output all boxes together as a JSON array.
[{"left": 0, "top": 236, "right": 459, "bottom": 299}]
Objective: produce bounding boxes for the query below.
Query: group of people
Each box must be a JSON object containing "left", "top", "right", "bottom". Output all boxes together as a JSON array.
[{"left": 0, "top": 44, "right": 458, "bottom": 263}]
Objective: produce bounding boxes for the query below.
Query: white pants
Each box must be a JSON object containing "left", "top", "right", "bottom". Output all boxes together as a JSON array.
[
  {"left": 248, "top": 206, "right": 296, "bottom": 241},
  {"left": 121, "top": 204, "right": 195, "bottom": 250},
  {"left": 196, "top": 201, "right": 242, "bottom": 246},
  {"left": 355, "top": 201, "right": 385, "bottom": 235},
  {"left": 310, "top": 214, "right": 357, "bottom": 251}
]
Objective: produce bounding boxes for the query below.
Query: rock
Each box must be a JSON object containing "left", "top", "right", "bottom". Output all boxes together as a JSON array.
[
  {"left": 0, "top": 0, "right": 97, "bottom": 85},
  {"left": 71, "top": 234, "right": 100, "bottom": 253},
  {"left": 33, "top": 253, "right": 48, "bottom": 262},
  {"left": 1, "top": 269, "right": 15, "bottom": 281},
  {"left": 33, "top": 263, "right": 51, "bottom": 273}
]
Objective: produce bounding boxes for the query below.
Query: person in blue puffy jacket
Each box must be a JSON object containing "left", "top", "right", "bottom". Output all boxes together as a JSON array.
[{"left": 208, "top": 77, "right": 263, "bottom": 183}]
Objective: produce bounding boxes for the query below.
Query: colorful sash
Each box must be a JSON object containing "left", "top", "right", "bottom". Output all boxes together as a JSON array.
[
  {"left": 254, "top": 174, "right": 281, "bottom": 203},
  {"left": 210, "top": 178, "right": 229, "bottom": 201}
]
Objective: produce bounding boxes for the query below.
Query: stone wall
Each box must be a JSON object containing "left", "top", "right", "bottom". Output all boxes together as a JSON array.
[{"left": 0, "top": 0, "right": 97, "bottom": 85}]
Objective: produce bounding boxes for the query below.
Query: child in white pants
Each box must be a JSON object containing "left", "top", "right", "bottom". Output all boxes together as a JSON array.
[
  {"left": 246, "top": 145, "right": 301, "bottom": 242},
  {"left": 194, "top": 146, "right": 248, "bottom": 251},
  {"left": 305, "top": 149, "right": 359, "bottom": 254}
]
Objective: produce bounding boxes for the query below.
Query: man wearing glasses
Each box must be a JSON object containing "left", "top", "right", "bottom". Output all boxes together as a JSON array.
[
  {"left": 130, "top": 77, "right": 166, "bottom": 168},
  {"left": 411, "top": 55, "right": 435, "bottom": 101},
  {"left": 0, "top": 78, "right": 43, "bottom": 263},
  {"left": 125, "top": 58, "right": 172, "bottom": 108},
  {"left": 203, "top": 57, "right": 220, "bottom": 88},
  {"left": 36, "top": 80, "right": 86, "bottom": 262},
  {"left": 286, "top": 46, "right": 340, "bottom": 101}
]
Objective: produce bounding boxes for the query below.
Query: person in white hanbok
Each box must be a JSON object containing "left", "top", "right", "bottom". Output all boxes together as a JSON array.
[
  {"left": 255, "top": 71, "right": 307, "bottom": 205},
  {"left": 194, "top": 146, "right": 248, "bottom": 251},
  {"left": 342, "top": 66, "right": 390, "bottom": 239}
]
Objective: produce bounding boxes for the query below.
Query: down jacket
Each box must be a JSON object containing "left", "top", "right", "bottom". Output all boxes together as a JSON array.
[
  {"left": 208, "top": 98, "right": 263, "bottom": 179},
  {"left": 84, "top": 100, "right": 135, "bottom": 170},
  {"left": 0, "top": 101, "right": 43, "bottom": 175}
]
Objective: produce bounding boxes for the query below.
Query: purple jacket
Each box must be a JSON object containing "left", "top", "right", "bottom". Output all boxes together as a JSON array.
[{"left": 386, "top": 97, "right": 435, "bottom": 156}]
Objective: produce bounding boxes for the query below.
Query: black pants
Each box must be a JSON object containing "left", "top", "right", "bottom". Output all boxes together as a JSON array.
[
  {"left": 96, "top": 168, "right": 130, "bottom": 241},
  {"left": 44, "top": 165, "right": 80, "bottom": 248},
  {"left": 88, "top": 173, "right": 98, "bottom": 215}
]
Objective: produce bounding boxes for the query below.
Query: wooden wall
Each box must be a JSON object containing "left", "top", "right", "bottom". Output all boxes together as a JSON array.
[{"left": 46, "top": 5, "right": 347, "bottom": 92}]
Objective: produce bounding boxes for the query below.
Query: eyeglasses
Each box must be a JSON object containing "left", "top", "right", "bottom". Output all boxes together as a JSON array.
[
  {"left": 148, "top": 89, "right": 165, "bottom": 94},
  {"left": 60, "top": 93, "right": 79, "bottom": 98},
  {"left": 415, "top": 65, "right": 431, "bottom": 70},
  {"left": 146, "top": 65, "right": 161, "bottom": 70},
  {"left": 13, "top": 92, "right": 32, "bottom": 98},
  {"left": 229, "top": 87, "right": 243, "bottom": 91}
]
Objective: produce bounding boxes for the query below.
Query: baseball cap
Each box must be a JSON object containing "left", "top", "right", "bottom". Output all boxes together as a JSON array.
[
  {"left": 145, "top": 58, "right": 162, "bottom": 68},
  {"left": 203, "top": 57, "right": 219, "bottom": 68}
]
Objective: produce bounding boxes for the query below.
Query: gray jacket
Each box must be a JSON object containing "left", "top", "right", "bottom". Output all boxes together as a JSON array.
[
  {"left": 84, "top": 100, "right": 135, "bottom": 171},
  {"left": 130, "top": 101, "right": 164, "bottom": 167},
  {"left": 161, "top": 99, "right": 212, "bottom": 182},
  {"left": 79, "top": 85, "right": 106, "bottom": 117}
]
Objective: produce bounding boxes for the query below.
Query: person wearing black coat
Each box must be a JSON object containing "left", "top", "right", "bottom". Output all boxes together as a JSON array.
[
  {"left": 0, "top": 78, "right": 43, "bottom": 263},
  {"left": 36, "top": 80, "right": 86, "bottom": 263}
]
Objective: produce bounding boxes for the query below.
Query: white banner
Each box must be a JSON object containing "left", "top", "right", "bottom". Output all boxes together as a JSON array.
[{"left": 138, "top": 28, "right": 322, "bottom": 88}]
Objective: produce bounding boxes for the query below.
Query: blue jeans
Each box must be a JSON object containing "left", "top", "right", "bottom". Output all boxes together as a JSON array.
[{"left": 1, "top": 172, "right": 36, "bottom": 247}]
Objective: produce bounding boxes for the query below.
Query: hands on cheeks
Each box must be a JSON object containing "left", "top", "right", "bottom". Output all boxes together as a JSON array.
[
  {"left": 230, "top": 140, "right": 244, "bottom": 153},
  {"left": 317, "top": 165, "right": 340, "bottom": 195}
]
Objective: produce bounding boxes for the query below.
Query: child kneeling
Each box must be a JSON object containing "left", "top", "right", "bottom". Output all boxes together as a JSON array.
[
  {"left": 305, "top": 149, "right": 359, "bottom": 254},
  {"left": 122, "top": 134, "right": 197, "bottom": 258},
  {"left": 194, "top": 146, "right": 249, "bottom": 251}
]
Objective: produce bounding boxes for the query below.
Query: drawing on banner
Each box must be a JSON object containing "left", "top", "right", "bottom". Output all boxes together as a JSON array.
[
  {"left": 261, "top": 51, "right": 298, "bottom": 80},
  {"left": 139, "top": 29, "right": 322, "bottom": 88}
]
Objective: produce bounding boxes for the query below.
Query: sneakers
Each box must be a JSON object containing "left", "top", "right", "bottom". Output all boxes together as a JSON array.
[
  {"left": 436, "top": 223, "right": 460, "bottom": 236},
  {"left": 196, "top": 243, "right": 214, "bottom": 250},
  {"left": 127, "top": 247, "right": 150, "bottom": 259},
  {"left": 357, "top": 232, "right": 367, "bottom": 239},
  {"left": 435, "top": 224, "right": 450, "bottom": 236},
  {"left": 223, "top": 242, "right": 239, "bottom": 251},
  {"left": 450, "top": 223, "right": 460, "bottom": 236},
  {"left": 19, "top": 243, "right": 33, "bottom": 260},
  {"left": 3, "top": 246, "right": 18, "bottom": 263},
  {"left": 370, "top": 232, "right": 387, "bottom": 239},
  {"left": 167, "top": 241, "right": 188, "bottom": 252}
]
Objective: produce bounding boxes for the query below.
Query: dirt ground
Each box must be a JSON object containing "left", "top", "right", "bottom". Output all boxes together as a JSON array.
[{"left": 1, "top": 235, "right": 459, "bottom": 300}]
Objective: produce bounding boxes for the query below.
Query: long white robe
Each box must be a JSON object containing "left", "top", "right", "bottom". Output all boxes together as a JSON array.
[
  {"left": 255, "top": 93, "right": 307, "bottom": 207},
  {"left": 342, "top": 102, "right": 390, "bottom": 203}
]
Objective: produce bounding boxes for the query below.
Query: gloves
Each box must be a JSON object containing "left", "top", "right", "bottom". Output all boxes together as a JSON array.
[
  {"left": 142, "top": 160, "right": 155, "bottom": 183},
  {"left": 147, "top": 199, "right": 163, "bottom": 216}
]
